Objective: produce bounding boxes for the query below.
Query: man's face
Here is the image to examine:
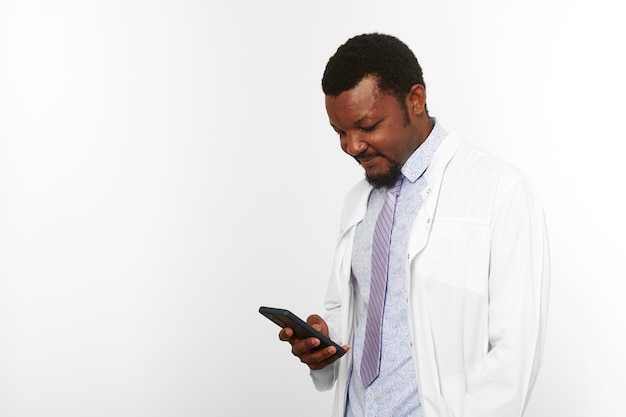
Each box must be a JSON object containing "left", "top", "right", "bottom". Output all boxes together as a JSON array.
[{"left": 325, "top": 76, "right": 421, "bottom": 188}]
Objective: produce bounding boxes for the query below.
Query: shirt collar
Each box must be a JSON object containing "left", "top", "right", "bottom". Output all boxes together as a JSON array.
[{"left": 401, "top": 118, "right": 447, "bottom": 183}]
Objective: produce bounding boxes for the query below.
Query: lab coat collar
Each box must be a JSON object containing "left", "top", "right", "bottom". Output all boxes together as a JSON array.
[{"left": 338, "top": 132, "right": 461, "bottom": 239}]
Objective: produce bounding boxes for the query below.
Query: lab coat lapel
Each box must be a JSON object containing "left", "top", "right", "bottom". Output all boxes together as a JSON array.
[{"left": 407, "top": 133, "right": 460, "bottom": 258}]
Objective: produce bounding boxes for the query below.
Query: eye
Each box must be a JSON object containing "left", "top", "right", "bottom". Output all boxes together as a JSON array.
[{"left": 361, "top": 122, "right": 379, "bottom": 132}]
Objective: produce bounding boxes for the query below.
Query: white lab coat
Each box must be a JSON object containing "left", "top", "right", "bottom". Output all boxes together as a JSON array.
[{"left": 311, "top": 133, "right": 550, "bottom": 417}]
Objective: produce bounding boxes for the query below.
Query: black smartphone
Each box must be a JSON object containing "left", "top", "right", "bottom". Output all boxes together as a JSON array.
[{"left": 259, "top": 306, "right": 346, "bottom": 357}]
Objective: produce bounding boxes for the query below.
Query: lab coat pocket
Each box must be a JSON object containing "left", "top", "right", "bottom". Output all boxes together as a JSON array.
[{"left": 418, "top": 217, "right": 490, "bottom": 295}]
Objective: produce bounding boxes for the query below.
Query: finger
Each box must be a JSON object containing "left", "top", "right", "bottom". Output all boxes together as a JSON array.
[
  {"left": 301, "top": 345, "right": 345, "bottom": 370},
  {"left": 291, "top": 337, "right": 320, "bottom": 356},
  {"left": 278, "top": 327, "right": 294, "bottom": 342},
  {"left": 306, "top": 314, "right": 329, "bottom": 336}
]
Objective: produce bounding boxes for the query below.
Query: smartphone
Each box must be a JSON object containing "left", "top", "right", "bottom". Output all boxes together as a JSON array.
[{"left": 259, "top": 306, "right": 346, "bottom": 357}]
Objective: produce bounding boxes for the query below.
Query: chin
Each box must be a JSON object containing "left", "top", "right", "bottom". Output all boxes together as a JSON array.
[{"left": 365, "top": 165, "right": 403, "bottom": 189}]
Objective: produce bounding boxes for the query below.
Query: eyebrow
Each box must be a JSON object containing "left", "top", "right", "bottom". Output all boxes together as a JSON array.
[
  {"left": 330, "top": 114, "right": 375, "bottom": 131},
  {"left": 355, "top": 115, "right": 371, "bottom": 125}
]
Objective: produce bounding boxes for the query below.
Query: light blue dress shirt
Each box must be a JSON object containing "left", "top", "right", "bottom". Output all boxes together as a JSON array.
[{"left": 346, "top": 120, "right": 447, "bottom": 417}]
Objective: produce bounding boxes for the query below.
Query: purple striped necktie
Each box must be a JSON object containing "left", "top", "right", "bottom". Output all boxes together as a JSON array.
[{"left": 360, "top": 175, "right": 403, "bottom": 387}]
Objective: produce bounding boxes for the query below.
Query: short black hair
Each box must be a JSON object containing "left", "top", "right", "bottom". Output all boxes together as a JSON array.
[{"left": 322, "top": 33, "right": 426, "bottom": 104}]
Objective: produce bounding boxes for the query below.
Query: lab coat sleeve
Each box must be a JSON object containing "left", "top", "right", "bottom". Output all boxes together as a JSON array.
[
  {"left": 311, "top": 182, "right": 368, "bottom": 393},
  {"left": 462, "top": 175, "right": 550, "bottom": 417},
  {"left": 310, "top": 232, "right": 346, "bottom": 392}
]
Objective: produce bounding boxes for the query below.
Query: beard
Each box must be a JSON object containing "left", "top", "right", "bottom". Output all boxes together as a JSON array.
[{"left": 364, "top": 161, "right": 403, "bottom": 189}]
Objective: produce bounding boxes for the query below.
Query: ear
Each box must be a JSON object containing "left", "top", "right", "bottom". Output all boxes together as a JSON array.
[{"left": 406, "top": 84, "right": 427, "bottom": 116}]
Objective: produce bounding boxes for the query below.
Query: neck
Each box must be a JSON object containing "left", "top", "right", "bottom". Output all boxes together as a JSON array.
[{"left": 411, "top": 115, "right": 435, "bottom": 152}]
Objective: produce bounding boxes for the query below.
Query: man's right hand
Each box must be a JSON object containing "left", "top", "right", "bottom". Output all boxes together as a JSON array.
[{"left": 278, "top": 314, "right": 350, "bottom": 370}]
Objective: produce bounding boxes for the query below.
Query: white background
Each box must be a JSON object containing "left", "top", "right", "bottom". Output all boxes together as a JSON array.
[{"left": 1, "top": 0, "right": 624, "bottom": 416}]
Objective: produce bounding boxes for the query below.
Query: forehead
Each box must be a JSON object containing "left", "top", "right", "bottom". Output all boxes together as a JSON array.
[{"left": 325, "top": 76, "right": 393, "bottom": 126}]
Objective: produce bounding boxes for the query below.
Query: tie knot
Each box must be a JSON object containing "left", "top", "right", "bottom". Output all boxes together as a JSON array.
[{"left": 387, "top": 175, "right": 403, "bottom": 199}]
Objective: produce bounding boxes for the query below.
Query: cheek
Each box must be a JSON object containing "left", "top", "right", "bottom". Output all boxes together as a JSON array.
[
  {"left": 371, "top": 131, "right": 395, "bottom": 153},
  {"left": 373, "top": 133, "right": 407, "bottom": 162}
]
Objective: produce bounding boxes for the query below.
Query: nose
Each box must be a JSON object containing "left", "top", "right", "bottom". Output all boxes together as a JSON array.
[{"left": 342, "top": 132, "right": 367, "bottom": 156}]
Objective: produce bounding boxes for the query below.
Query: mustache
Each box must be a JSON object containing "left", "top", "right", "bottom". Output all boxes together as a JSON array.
[
  {"left": 353, "top": 152, "right": 379, "bottom": 164},
  {"left": 354, "top": 152, "right": 399, "bottom": 166}
]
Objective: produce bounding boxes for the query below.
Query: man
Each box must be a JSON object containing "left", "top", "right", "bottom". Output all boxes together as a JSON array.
[{"left": 279, "top": 33, "right": 550, "bottom": 417}]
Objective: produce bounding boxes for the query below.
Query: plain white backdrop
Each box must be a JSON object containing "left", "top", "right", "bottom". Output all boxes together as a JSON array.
[{"left": 1, "top": 0, "right": 624, "bottom": 416}]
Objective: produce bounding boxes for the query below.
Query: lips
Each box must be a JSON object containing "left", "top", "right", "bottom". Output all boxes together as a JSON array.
[{"left": 357, "top": 154, "right": 380, "bottom": 168}]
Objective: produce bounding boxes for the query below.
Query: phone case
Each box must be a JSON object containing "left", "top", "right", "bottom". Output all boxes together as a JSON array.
[{"left": 259, "top": 306, "right": 346, "bottom": 356}]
